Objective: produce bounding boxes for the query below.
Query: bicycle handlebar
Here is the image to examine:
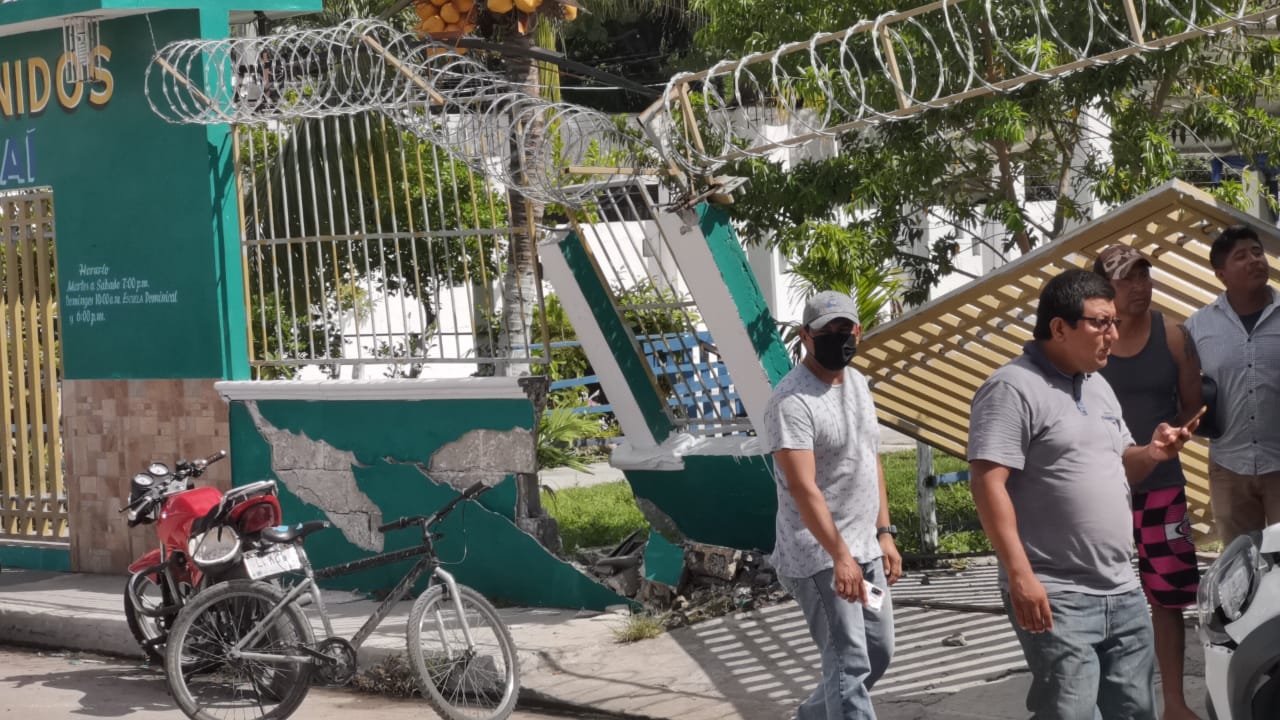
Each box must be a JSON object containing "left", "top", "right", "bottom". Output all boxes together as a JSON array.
[
  {"left": 376, "top": 481, "right": 490, "bottom": 535},
  {"left": 377, "top": 515, "right": 418, "bottom": 533}
]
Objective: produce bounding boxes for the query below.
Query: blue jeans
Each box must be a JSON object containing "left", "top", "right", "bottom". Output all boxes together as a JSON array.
[
  {"left": 1003, "top": 587, "right": 1156, "bottom": 720},
  {"left": 780, "top": 561, "right": 895, "bottom": 720}
]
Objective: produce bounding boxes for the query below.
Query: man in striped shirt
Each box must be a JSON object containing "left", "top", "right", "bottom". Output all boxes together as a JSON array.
[{"left": 1185, "top": 225, "right": 1280, "bottom": 544}]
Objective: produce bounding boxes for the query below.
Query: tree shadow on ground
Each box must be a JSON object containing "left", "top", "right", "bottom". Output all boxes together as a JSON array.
[{"left": 0, "top": 658, "right": 174, "bottom": 717}]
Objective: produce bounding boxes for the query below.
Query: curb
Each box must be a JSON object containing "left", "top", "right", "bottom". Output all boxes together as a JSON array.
[
  {"left": 0, "top": 598, "right": 649, "bottom": 720},
  {"left": 0, "top": 605, "right": 140, "bottom": 660}
]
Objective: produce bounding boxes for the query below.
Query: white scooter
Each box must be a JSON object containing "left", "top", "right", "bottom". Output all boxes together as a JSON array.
[{"left": 1199, "top": 523, "right": 1280, "bottom": 719}]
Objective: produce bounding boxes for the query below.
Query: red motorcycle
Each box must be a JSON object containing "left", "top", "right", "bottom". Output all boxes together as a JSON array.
[{"left": 121, "top": 450, "right": 283, "bottom": 664}]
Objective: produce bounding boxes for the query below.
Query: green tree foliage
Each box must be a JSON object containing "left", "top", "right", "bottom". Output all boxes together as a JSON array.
[
  {"left": 691, "top": 0, "right": 1280, "bottom": 301},
  {"left": 537, "top": 406, "right": 604, "bottom": 471},
  {"left": 559, "top": 1, "right": 705, "bottom": 112},
  {"left": 779, "top": 227, "right": 906, "bottom": 361}
]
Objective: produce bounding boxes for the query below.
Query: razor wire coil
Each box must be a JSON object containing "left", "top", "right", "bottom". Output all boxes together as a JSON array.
[
  {"left": 144, "top": 19, "right": 643, "bottom": 206},
  {"left": 144, "top": 2, "right": 1280, "bottom": 205},
  {"left": 645, "top": 0, "right": 1276, "bottom": 174}
]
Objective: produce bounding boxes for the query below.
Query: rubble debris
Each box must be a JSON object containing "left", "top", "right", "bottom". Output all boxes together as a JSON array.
[
  {"left": 635, "top": 578, "right": 675, "bottom": 608},
  {"left": 603, "top": 564, "right": 641, "bottom": 597},
  {"left": 576, "top": 534, "right": 789, "bottom": 630},
  {"left": 684, "top": 542, "right": 741, "bottom": 581}
]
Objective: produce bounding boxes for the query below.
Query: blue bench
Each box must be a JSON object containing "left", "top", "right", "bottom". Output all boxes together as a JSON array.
[{"left": 536, "top": 332, "right": 744, "bottom": 421}]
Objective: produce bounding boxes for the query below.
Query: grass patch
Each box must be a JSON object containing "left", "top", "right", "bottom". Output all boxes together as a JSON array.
[
  {"left": 538, "top": 451, "right": 987, "bottom": 558},
  {"left": 612, "top": 612, "right": 667, "bottom": 643},
  {"left": 542, "top": 481, "right": 650, "bottom": 555},
  {"left": 882, "top": 449, "right": 990, "bottom": 555}
]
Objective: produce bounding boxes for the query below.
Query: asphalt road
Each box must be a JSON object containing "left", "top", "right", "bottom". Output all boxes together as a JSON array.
[{"left": 0, "top": 646, "right": 587, "bottom": 720}]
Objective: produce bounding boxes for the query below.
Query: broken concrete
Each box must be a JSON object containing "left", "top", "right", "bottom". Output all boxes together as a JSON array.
[
  {"left": 684, "top": 543, "right": 741, "bottom": 582},
  {"left": 245, "top": 401, "right": 385, "bottom": 551},
  {"left": 427, "top": 428, "right": 537, "bottom": 490},
  {"left": 603, "top": 565, "right": 642, "bottom": 597}
]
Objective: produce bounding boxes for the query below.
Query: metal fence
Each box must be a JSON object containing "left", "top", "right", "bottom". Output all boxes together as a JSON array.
[
  {"left": 236, "top": 112, "right": 529, "bottom": 380},
  {"left": 0, "top": 189, "right": 67, "bottom": 540},
  {"left": 234, "top": 111, "right": 750, "bottom": 438}
]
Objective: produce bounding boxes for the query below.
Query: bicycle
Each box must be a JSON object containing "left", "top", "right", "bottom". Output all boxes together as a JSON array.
[{"left": 162, "top": 481, "right": 520, "bottom": 720}]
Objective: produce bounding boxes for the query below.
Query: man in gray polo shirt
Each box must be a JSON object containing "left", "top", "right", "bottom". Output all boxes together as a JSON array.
[
  {"left": 764, "top": 290, "right": 901, "bottom": 720},
  {"left": 969, "top": 269, "right": 1197, "bottom": 720}
]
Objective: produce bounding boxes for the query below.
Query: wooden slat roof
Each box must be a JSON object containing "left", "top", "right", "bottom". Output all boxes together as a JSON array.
[{"left": 855, "top": 180, "right": 1280, "bottom": 533}]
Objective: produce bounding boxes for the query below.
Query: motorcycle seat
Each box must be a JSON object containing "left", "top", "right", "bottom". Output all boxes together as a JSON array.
[{"left": 261, "top": 520, "right": 330, "bottom": 544}]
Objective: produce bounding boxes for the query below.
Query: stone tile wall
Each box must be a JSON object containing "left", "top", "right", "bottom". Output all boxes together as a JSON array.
[{"left": 63, "top": 379, "right": 230, "bottom": 573}]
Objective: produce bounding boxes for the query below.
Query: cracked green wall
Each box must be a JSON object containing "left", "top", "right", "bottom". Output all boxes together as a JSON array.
[{"left": 227, "top": 399, "right": 625, "bottom": 609}]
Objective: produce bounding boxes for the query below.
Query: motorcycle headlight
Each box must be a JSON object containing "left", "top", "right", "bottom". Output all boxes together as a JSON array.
[
  {"left": 1199, "top": 533, "right": 1265, "bottom": 644},
  {"left": 187, "top": 526, "right": 242, "bottom": 569}
]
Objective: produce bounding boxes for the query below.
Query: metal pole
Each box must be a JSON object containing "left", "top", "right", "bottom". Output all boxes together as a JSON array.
[{"left": 916, "top": 440, "right": 938, "bottom": 554}]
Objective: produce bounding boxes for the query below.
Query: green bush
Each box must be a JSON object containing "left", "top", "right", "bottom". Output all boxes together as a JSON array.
[
  {"left": 538, "top": 407, "right": 603, "bottom": 472},
  {"left": 542, "top": 481, "right": 650, "bottom": 555},
  {"left": 881, "top": 450, "right": 990, "bottom": 555}
]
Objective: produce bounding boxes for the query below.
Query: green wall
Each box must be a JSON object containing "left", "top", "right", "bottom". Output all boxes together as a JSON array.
[
  {"left": 0, "top": 544, "right": 71, "bottom": 572},
  {"left": 626, "top": 454, "right": 777, "bottom": 552},
  {"left": 0, "top": 11, "right": 246, "bottom": 380},
  {"left": 227, "top": 397, "right": 626, "bottom": 610}
]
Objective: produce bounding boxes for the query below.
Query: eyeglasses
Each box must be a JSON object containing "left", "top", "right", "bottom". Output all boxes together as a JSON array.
[{"left": 1079, "top": 315, "right": 1122, "bottom": 332}]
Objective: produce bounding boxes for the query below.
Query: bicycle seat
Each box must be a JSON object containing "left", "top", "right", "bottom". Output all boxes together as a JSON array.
[{"left": 261, "top": 520, "right": 330, "bottom": 544}]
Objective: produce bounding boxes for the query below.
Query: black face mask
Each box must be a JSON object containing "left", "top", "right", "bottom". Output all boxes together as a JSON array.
[{"left": 812, "top": 332, "right": 857, "bottom": 371}]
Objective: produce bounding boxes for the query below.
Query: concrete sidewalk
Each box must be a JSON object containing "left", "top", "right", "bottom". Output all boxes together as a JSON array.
[
  {"left": 0, "top": 564, "right": 1210, "bottom": 719},
  {"left": 0, "top": 567, "right": 792, "bottom": 719}
]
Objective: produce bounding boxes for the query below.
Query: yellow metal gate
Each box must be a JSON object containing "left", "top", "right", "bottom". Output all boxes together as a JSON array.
[{"left": 0, "top": 189, "right": 66, "bottom": 541}]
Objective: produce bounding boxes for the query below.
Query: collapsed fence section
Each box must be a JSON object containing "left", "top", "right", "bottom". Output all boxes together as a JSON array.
[{"left": 550, "top": 179, "right": 753, "bottom": 439}]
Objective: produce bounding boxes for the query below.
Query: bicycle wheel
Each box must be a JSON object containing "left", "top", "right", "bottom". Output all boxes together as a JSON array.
[
  {"left": 165, "top": 579, "right": 314, "bottom": 720},
  {"left": 407, "top": 584, "right": 519, "bottom": 720}
]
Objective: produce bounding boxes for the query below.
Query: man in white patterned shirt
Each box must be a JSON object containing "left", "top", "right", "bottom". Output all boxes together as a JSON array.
[
  {"left": 1185, "top": 224, "right": 1280, "bottom": 544},
  {"left": 763, "top": 291, "right": 902, "bottom": 720}
]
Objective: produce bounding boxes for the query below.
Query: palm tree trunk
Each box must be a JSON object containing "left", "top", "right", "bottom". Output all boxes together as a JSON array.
[
  {"left": 496, "top": 28, "right": 559, "bottom": 550},
  {"left": 497, "top": 31, "right": 545, "bottom": 378}
]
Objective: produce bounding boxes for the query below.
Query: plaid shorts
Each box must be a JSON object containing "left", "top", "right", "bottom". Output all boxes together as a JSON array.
[{"left": 1132, "top": 486, "right": 1200, "bottom": 609}]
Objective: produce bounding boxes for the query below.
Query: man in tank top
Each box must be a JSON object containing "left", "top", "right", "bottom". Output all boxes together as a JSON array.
[{"left": 1094, "top": 245, "right": 1204, "bottom": 720}]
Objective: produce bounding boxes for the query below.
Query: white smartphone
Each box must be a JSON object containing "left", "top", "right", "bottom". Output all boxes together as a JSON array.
[{"left": 865, "top": 581, "right": 886, "bottom": 612}]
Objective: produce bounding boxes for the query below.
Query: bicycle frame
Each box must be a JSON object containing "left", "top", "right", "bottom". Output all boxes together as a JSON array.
[{"left": 229, "top": 534, "right": 476, "bottom": 665}]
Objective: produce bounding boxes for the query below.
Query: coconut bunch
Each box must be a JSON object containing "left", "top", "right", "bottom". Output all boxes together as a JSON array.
[
  {"left": 484, "top": 0, "right": 577, "bottom": 20},
  {"left": 413, "top": 0, "right": 479, "bottom": 37},
  {"left": 412, "top": 0, "right": 579, "bottom": 39}
]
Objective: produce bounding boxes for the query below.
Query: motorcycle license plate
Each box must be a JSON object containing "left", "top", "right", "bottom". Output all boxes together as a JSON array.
[{"left": 244, "top": 545, "right": 302, "bottom": 580}]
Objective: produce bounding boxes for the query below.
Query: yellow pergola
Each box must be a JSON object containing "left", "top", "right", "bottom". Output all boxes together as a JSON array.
[{"left": 854, "top": 180, "right": 1280, "bottom": 536}]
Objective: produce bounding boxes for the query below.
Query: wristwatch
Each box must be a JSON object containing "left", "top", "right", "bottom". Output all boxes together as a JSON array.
[{"left": 876, "top": 525, "right": 898, "bottom": 538}]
